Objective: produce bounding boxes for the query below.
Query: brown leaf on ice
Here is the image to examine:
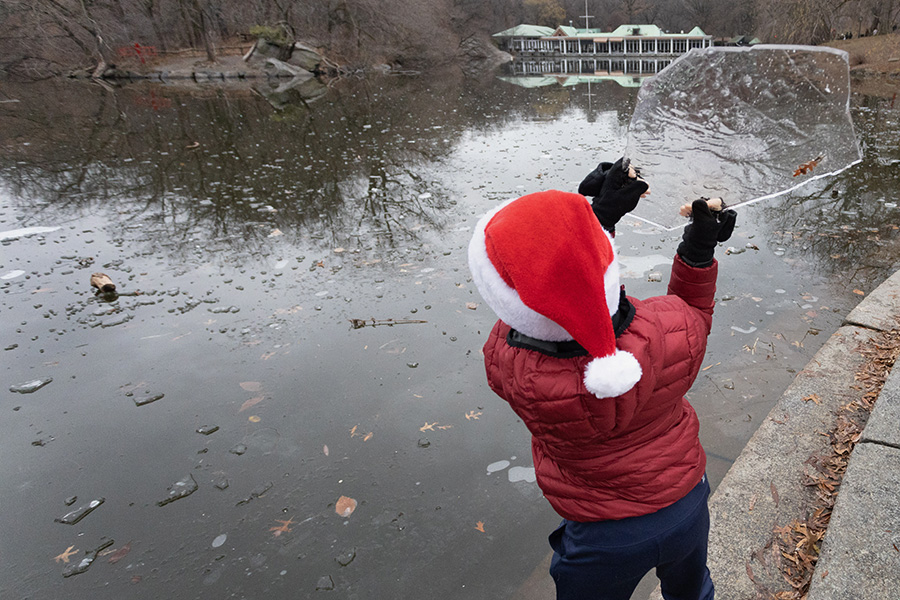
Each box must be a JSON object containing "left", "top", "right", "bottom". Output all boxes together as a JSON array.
[
  {"left": 420, "top": 422, "right": 437, "bottom": 432},
  {"left": 362, "top": 432, "right": 373, "bottom": 442},
  {"left": 466, "top": 302, "right": 478, "bottom": 310},
  {"left": 107, "top": 542, "right": 132, "bottom": 564},
  {"left": 323, "top": 445, "right": 329, "bottom": 456},
  {"left": 54, "top": 545, "right": 78, "bottom": 564},
  {"left": 853, "top": 289, "right": 865, "bottom": 295},
  {"left": 240, "top": 382, "right": 262, "bottom": 392},
  {"left": 475, "top": 521, "right": 485, "bottom": 533},
  {"left": 465, "top": 411, "right": 482, "bottom": 420},
  {"left": 770, "top": 482, "right": 780, "bottom": 507},
  {"left": 270, "top": 517, "right": 295, "bottom": 537},
  {"left": 239, "top": 395, "right": 264, "bottom": 412},
  {"left": 793, "top": 154, "right": 824, "bottom": 177},
  {"left": 335, "top": 496, "right": 357, "bottom": 517},
  {"left": 801, "top": 394, "right": 821, "bottom": 404}
]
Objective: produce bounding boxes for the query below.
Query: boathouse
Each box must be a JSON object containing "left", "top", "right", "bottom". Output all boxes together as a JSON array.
[{"left": 493, "top": 24, "right": 713, "bottom": 57}]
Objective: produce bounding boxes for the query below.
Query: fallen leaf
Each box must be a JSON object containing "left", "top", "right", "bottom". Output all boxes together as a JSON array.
[
  {"left": 745, "top": 561, "right": 756, "bottom": 583},
  {"left": 240, "top": 382, "right": 262, "bottom": 392},
  {"left": 239, "top": 395, "right": 264, "bottom": 412},
  {"left": 260, "top": 352, "right": 276, "bottom": 360},
  {"left": 131, "top": 575, "right": 142, "bottom": 584},
  {"left": 475, "top": 521, "right": 485, "bottom": 533},
  {"left": 248, "top": 415, "right": 261, "bottom": 423},
  {"left": 802, "top": 394, "right": 822, "bottom": 404},
  {"left": 420, "top": 422, "right": 437, "bottom": 432},
  {"left": 335, "top": 495, "right": 357, "bottom": 517},
  {"left": 54, "top": 545, "right": 78, "bottom": 564},
  {"left": 362, "top": 432, "right": 373, "bottom": 442},
  {"left": 437, "top": 425, "right": 453, "bottom": 430},
  {"left": 107, "top": 542, "right": 132, "bottom": 564},
  {"left": 323, "top": 445, "right": 329, "bottom": 456},
  {"left": 466, "top": 302, "right": 478, "bottom": 310},
  {"left": 853, "top": 289, "right": 865, "bottom": 295},
  {"left": 268, "top": 229, "right": 283, "bottom": 238},
  {"left": 771, "top": 482, "right": 780, "bottom": 507},
  {"left": 465, "top": 411, "right": 483, "bottom": 420},
  {"left": 270, "top": 517, "right": 295, "bottom": 537}
]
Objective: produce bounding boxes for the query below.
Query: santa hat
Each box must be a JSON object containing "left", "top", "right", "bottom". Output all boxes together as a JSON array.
[{"left": 468, "top": 190, "right": 641, "bottom": 399}]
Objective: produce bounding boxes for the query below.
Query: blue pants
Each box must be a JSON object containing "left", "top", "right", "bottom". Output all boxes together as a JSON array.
[{"left": 549, "top": 476, "right": 714, "bottom": 600}]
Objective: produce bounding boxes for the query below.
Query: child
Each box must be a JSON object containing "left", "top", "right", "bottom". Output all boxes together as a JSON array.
[{"left": 468, "top": 159, "right": 735, "bottom": 600}]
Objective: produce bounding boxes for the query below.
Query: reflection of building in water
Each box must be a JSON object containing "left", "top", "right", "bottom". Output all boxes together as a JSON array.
[
  {"left": 507, "top": 56, "right": 671, "bottom": 78},
  {"left": 498, "top": 72, "right": 651, "bottom": 89},
  {"left": 493, "top": 24, "right": 712, "bottom": 57}
]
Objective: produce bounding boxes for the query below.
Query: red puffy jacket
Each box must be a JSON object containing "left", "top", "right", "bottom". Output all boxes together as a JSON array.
[{"left": 483, "top": 255, "right": 717, "bottom": 521}]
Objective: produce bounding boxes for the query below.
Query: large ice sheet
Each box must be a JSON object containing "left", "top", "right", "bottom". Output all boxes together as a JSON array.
[{"left": 624, "top": 45, "right": 862, "bottom": 230}]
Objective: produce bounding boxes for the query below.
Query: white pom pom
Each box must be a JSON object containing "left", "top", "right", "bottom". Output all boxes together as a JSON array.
[{"left": 583, "top": 351, "right": 642, "bottom": 398}]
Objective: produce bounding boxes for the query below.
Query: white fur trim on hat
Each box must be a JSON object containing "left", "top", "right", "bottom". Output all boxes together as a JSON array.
[
  {"left": 468, "top": 198, "right": 572, "bottom": 341},
  {"left": 583, "top": 351, "right": 642, "bottom": 399}
]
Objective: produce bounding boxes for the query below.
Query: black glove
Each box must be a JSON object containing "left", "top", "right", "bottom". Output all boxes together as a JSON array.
[
  {"left": 581, "top": 158, "right": 649, "bottom": 233},
  {"left": 677, "top": 199, "right": 738, "bottom": 267},
  {"left": 578, "top": 162, "right": 614, "bottom": 197}
]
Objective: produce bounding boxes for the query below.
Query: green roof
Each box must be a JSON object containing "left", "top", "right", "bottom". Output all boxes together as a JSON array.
[
  {"left": 494, "top": 23, "right": 710, "bottom": 39},
  {"left": 493, "top": 24, "right": 555, "bottom": 38}
]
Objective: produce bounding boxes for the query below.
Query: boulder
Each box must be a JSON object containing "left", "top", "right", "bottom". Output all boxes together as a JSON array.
[
  {"left": 245, "top": 38, "right": 326, "bottom": 73},
  {"left": 286, "top": 43, "right": 323, "bottom": 72}
]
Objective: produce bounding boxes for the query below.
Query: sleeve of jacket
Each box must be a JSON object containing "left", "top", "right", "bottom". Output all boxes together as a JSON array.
[{"left": 667, "top": 253, "right": 717, "bottom": 335}]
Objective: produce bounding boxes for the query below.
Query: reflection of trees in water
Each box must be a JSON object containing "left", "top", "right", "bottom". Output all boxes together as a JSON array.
[
  {"left": 0, "top": 75, "right": 464, "bottom": 257},
  {"left": 760, "top": 94, "right": 900, "bottom": 288},
  {"left": 0, "top": 72, "right": 636, "bottom": 262}
]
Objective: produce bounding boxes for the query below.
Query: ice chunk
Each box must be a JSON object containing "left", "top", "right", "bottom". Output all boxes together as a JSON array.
[
  {"left": 625, "top": 45, "right": 862, "bottom": 230},
  {"left": 157, "top": 474, "right": 199, "bottom": 507},
  {"left": 55, "top": 498, "right": 104, "bottom": 525},
  {"left": 508, "top": 466, "right": 537, "bottom": 483},
  {"left": 0, "top": 226, "right": 61, "bottom": 241},
  {"left": 10, "top": 377, "right": 53, "bottom": 394},
  {"left": 486, "top": 460, "right": 510, "bottom": 474}
]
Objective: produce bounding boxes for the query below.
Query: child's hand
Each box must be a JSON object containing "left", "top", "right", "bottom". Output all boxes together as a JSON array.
[
  {"left": 677, "top": 200, "right": 737, "bottom": 267},
  {"left": 582, "top": 158, "right": 649, "bottom": 233}
]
